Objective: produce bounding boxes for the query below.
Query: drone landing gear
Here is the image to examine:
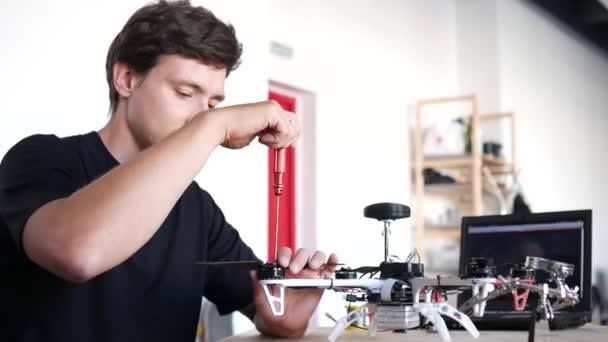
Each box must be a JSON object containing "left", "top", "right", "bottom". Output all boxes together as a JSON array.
[
  {"left": 261, "top": 283, "right": 286, "bottom": 316},
  {"left": 416, "top": 302, "right": 480, "bottom": 342},
  {"left": 258, "top": 263, "right": 286, "bottom": 316},
  {"left": 328, "top": 304, "right": 369, "bottom": 342}
]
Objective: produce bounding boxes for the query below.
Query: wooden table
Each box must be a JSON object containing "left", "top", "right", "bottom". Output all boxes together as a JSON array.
[{"left": 221, "top": 324, "right": 608, "bottom": 342}]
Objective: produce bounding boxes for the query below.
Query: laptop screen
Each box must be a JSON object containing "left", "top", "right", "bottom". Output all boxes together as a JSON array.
[{"left": 459, "top": 211, "right": 591, "bottom": 313}]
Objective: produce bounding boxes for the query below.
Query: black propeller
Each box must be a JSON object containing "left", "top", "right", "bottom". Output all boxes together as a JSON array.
[
  {"left": 350, "top": 266, "right": 381, "bottom": 274},
  {"left": 196, "top": 260, "right": 264, "bottom": 270},
  {"left": 197, "top": 260, "right": 345, "bottom": 271}
]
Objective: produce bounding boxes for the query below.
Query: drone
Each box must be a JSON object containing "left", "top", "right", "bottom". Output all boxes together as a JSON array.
[{"left": 199, "top": 202, "right": 580, "bottom": 341}]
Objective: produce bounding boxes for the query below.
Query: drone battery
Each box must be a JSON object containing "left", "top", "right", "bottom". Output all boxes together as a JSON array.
[{"left": 376, "top": 304, "right": 420, "bottom": 330}]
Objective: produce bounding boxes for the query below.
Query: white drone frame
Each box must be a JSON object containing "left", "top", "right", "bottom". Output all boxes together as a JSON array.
[
  {"left": 258, "top": 274, "right": 579, "bottom": 341},
  {"left": 258, "top": 277, "right": 484, "bottom": 342},
  {"left": 256, "top": 254, "right": 581, "bottom": 342}
]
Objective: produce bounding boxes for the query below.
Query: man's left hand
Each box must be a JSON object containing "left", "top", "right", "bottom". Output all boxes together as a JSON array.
[{"left": 251, "top": 247, "right": 339, "bottom": 338}]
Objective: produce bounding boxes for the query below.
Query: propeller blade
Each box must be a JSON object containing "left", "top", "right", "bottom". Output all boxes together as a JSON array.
[
  {"left": 352, "top": 266, "right": 381, "bottom": 273},
  {"left": 196, "top": 260, "right": 262, "bottom": 270}
]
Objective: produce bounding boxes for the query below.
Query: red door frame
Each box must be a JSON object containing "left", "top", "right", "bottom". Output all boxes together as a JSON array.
[{"left": 267, "top": 91, "right": 297, "bottom": 261}]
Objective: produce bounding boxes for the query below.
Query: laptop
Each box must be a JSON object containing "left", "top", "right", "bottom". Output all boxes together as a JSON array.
[{"left": 454, "top": 210, "right": 592, "bottom": 330}]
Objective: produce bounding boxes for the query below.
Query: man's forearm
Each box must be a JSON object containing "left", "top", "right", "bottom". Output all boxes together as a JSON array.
[{"left": 24, "top": 113, "right": 223, "bottom": 282}]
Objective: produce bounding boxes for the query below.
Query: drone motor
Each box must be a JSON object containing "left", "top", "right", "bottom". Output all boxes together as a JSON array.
[
  {"left": 257, "top": 263, "right": 285, "bottom": 280},
  {"left": 464, "top": 257, "right": 497, "bottom": 278},
  {"left": 509, "top": 263, "right": 536, "bottom": 280},
  {"left": 335, "top": 268, "right": 358, "bottom": 279}
]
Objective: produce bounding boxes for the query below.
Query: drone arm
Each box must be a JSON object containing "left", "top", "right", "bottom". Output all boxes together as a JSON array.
[
  {"left": 259, "top": 278, "right": 385, "bottom": 291},
  {"left": 459, "top": 289, "right": 504, "bottom": 313},
  {"left": 517, "top": 282, "right": 572, "bottom": 300},
  {"left": 459, "top": 282, "right": 512, "bottom": 313}
]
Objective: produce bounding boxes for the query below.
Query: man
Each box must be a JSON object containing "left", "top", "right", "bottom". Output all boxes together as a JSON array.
[{"left": 0, "top": 1, "right": 337, "bottom": 341}]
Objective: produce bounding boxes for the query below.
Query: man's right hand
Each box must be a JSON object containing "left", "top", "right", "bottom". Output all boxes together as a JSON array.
[{"left": 204, "top": 100, "right": 300, "bottom": 150}]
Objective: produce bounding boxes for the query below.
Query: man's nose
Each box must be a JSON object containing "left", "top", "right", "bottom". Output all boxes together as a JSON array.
[
  {"left": 199, "top": 99, "right": 211, "bottom": 112},
  {"left": 187, "top": 100, "right": 210, "bottom": 121}
]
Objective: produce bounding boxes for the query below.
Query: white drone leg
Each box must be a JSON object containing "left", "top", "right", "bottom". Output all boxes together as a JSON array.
[
  {"left": 478, "top": 283, "right": 495, "bottom": 317},
  {"left": 368, "top": 303, "right": 378, "bottom": 337},
  {"left": 262, "top": 284, "right": 285, "bottom": 316},
  {"left": 472, "top": 284, "right": 481, "bottom": 316},
  {"left": 471, "top": 281, "right": 495, "bottom": 317},
  {"left": 416, "top": 302, "right": 480, "bottom": 342},
  {"left": 435, "top": 303, "right": 480, "bottom": 339},
  {"left": 416, "top": 304, "right": 452, "bottom": 342},
  {"left": 327, "top": 304, "right": 368, "bottom": 342}
]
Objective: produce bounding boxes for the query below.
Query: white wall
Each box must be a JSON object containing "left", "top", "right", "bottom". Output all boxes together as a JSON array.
[
  {"left": 0, "top": 0, "right": 143, "bottom": 146},
  {"left": 496, "top": 1, "right": 608, "bottom": 279},
  {"left": 455, "top": 0, "right": 501, "bottom": 113}
]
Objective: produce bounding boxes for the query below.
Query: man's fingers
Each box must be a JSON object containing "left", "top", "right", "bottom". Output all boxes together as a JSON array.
[
  {"left": 324, "top": 253, "right": 340, "bottom": 273},
  {"left": 257, "top": 108, "right": 299, "bottom": 149},
  {"left": 290, "top": 248, "right": 311, "bottom": 274},
  {"left": 277, "top": 247, "right": 292, "bottom": 268},
  {"left": 308, "top": 251, "right": 326, "bottom": 270}
]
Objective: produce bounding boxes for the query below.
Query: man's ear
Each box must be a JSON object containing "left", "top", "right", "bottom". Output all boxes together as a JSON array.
[{"left": 113, "top": 62, "right": 137, "bottom": 98}]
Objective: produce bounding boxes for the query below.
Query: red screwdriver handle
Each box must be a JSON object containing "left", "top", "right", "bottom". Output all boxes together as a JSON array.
[{"left": 273, "top": 149, "right": 286, "bottom": 196}]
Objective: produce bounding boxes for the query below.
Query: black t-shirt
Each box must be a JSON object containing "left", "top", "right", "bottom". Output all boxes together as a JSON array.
[{"left": 0, "top": 132, "right": 258, "bottom": 342}]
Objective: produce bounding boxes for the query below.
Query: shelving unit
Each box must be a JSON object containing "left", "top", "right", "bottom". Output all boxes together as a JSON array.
[{"left": 411, "top": 95, "right": 517, "bottom": 272}]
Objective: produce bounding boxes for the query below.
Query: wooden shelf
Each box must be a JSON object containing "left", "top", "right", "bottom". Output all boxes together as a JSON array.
[
  {"left": 416, "top": 94, "right": 475, "bottom": 106},
  {"left": 425, "top": 182, "right": 469, "bottom": 190},
  {"left": 422, "top": 156, "right": 472, "bottom": 168},
  {"left": 421, "top": 155, "right": 511, "bottom": 169},
  {"left": 412, "top": 101, "right": 517, "bottom": 274},
  {"left": 482, "top": 155, "right": 508, "bottom": 166}
]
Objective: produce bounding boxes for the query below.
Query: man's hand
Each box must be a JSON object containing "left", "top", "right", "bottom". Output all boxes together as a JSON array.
[
  {"left": 203, "top": 100, "right": 300, "bottom": 150},
  {"left": 251, "top": 247, "right": 339, "bottom": 338}
]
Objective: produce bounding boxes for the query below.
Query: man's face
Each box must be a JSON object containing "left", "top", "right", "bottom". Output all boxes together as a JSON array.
[{"left": 124, "top": 54, "right": 227, "bottom": 148}]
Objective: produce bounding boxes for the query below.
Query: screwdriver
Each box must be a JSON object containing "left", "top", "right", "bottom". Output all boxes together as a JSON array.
[{"left": 273, "top": 148, "right": 286, "bottom": 262}]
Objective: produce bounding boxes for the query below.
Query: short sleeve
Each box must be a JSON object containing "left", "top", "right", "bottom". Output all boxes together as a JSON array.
[
  {"left": 0, "top": 135, "right": 80, "bottom": 255},
  {"left": 199, "top": 189, "right": 261, "bottom": 315}
]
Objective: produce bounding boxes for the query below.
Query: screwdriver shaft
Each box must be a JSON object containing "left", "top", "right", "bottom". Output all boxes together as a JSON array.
[
  {"left": 272, "top": 149, "right": 286, "bottom": 263},
  {"left": 274, "top": 195, "right": 280, "bottom": 262}
]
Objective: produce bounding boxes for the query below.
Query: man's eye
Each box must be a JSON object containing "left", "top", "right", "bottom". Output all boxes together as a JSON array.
[{"left": 176, "top": 90, "right": 192, "bottom": 98}]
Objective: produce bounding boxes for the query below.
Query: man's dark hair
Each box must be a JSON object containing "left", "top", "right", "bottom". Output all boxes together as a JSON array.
[{"left": 105, "top": 0, "right": 242, "bottom": 112}]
